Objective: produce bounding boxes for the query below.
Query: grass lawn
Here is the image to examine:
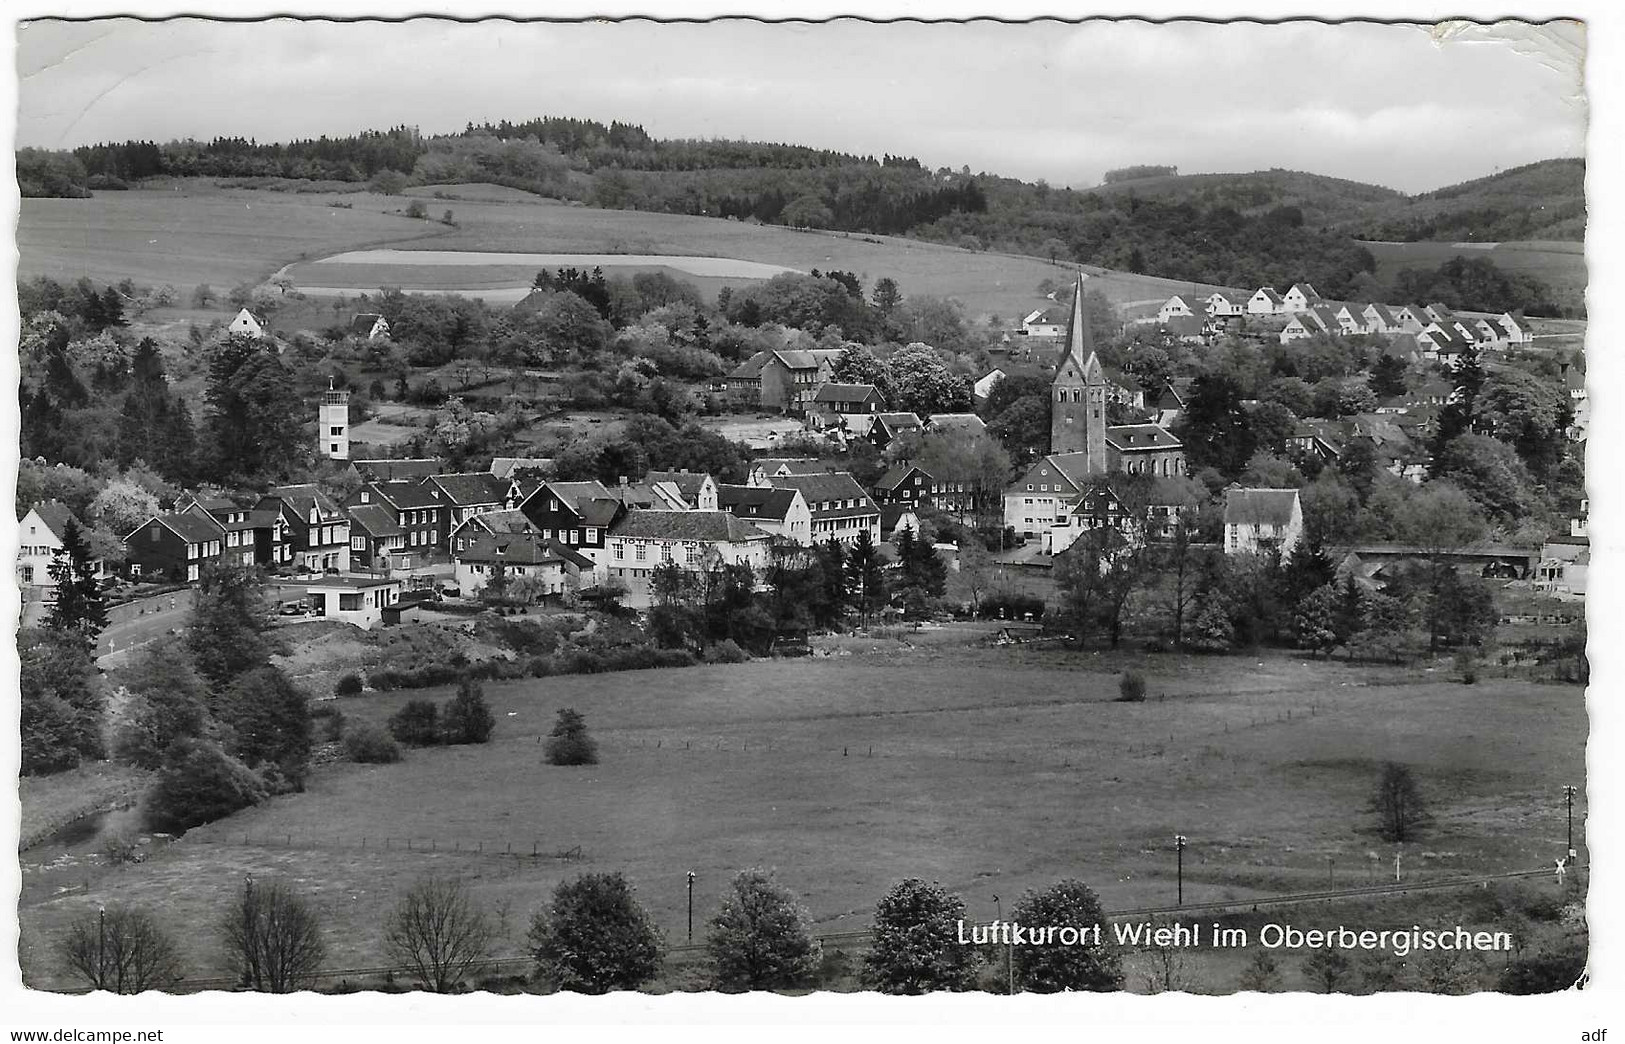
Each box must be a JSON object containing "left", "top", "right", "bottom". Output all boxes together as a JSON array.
[{"left": 18, "top": 644, "right": 1585, "bottom": 991}]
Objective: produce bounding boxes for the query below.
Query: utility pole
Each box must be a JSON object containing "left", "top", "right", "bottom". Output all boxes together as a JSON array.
[
  {"left": 1560, "top": 783, "right": 1573, "bottom": 858},
  {"left": 1174, "top": 835, "right": 1187, "bottom": 906},
  {"left": 993, "top": 894, "right": 1013, "bottom": 995},
  {"left": 686, "top": 871, "right": 695, "bottom": 943},
  {"left": 97, "top": 905, "right": 107, "bottom": 992}
]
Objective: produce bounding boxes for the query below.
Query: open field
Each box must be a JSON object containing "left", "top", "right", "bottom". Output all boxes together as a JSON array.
[
  {"left": 20, "top": 181, "right": 1248, "bottom": 320},
  {"left": 18, "top": 644, "right": 1584, "bottom": 990},
  {"left": 1357, "top": 239, "right": 1587, "bottom": 312}
]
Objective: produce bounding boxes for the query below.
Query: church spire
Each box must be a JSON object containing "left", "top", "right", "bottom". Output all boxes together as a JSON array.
[{"left": 1059, "top": 271, "right": 1101, "bottom": 379}]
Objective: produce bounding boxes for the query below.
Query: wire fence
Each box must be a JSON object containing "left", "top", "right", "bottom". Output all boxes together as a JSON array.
[{"left": 42, "top": 863, "right": 1575, "bottom": 996}]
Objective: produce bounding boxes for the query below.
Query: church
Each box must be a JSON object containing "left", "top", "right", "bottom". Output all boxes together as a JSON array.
[{"left": 1003, "top": 273, "right": 1187, "bottom": 542}]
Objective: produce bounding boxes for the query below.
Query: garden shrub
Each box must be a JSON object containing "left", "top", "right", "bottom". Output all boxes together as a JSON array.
[
  {"left": 1117, "top": 671, "right": 1148, "bottom": 703},
  {"left": 334, "top": 673, "right": 364, "bottom": 696},
  {"left": 344, "top": 722, "right": 402, "bottom": 764},
  {"left": 388, "top": 700, "right": 442, "bottom": 747}
]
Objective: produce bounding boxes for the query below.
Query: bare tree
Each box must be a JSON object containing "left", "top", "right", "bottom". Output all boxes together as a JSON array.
[
  {"left": 1302, "top": 948, "right": 1352, "bottom": 993},
  {"left": 385, "top": 876, "right": 497, "bottom": 993},
  {"left": 221, "top": 877, "right": 326, "bottom": 993},
  {"left": 1138, "top": 921, "right": 1187, "bottom": 994},
  {"left": 61, "top": 906, "right": 183, "bottom": 993}
]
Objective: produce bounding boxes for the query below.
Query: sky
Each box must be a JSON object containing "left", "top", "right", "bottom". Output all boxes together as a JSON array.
[{"left": 14, "top": 17, "right": 1587, "bottom": 194}]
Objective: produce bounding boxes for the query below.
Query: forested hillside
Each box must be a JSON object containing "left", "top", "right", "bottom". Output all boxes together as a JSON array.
[{"left": 22, "top": 116, "right": 1582, "bottom": 306}]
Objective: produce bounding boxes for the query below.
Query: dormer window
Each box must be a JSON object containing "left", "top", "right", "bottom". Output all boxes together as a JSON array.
[{"left": 360, "top": 491, "right": 369, "bottom": 504}]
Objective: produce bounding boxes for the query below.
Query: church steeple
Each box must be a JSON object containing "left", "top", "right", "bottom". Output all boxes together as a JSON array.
[
  {"left": 1050, "top": 272, "right": 1108, "bottom": 470},
  {"left": 1058, "top": 271, "right": 1098, "bottom": 375}
]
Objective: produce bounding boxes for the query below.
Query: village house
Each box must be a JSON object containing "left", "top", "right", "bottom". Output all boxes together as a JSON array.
[
  {"left": 872, "top": 464, "right": 936, "bottom": 509},
  {"left": 1205, "top": 291, "right": 1245, "bottom": 317},
  {"left": 489, "top": 456, "right": 554, "bottom": 482},
  {"left": 725, "top": 348, "right": 842, "bottom": 414},
  {"left": 349, "top": 313, "right": 390, "bottom": 340},
  {"left": 449, "top": 507, "right": 536, "bottom": 554},
  {"left": 867, "top": 412, "right": 925, "bottom": 451},
  {"left": 346, "top": 481, "right": 448, "bottom": 559},
  {"left": 123, "top": 513, "right": 226, "bottom": 583},
  {"left": 1417, "top": 321, "right": 1470, "bottom": 362},
  {"left": 517, "top": 480, "right": 629, "bottom": 576},
  {"left": 1362, "top": 303, "right": 1398, "bottom": 334},
  {"left": 1279, "top": 314, "right": 1317, "bottom": 345},
  {"left": 1157, "top": 294, "right": 1207, "bottom": 324},
  {"left": 605, "top": 510, "right": 774, "bottom": 607},
  {"left": 1424, "top": 302, "right": 1457, "bottom": 323},
  {"left": 257, "top": 485, "right": 351, "bottom": 573},
  {"left": 421, "top": 472, "right": 514, "bottom": 551},
  {"left": 924, "top": 412, "right": 988, "bottom": 437},
  {"left": 812, "top": 382, "right": 885, "bottom": 417},
  {"left": 767, "top": 472, "right": 882, "bottom": 544},
  {"left": 1391, "top": 305, "right": 1431, "bottom": 332},
  {"left": 1247, "top": 287, "right": 1286, "bottom": 315},
  {"left": 347, "top": 503, "right": 410, "bottom": 572},
  {"left": 17, "top": 501, "right": 108, "bottom": 596},
  {"left": 747, "top": 457, "right": 825, "bottom": 485},
  {"left": 302, "top": 574, "right": 402, "bottom": 630},
  {"left": 1497, "top": 313, "right": 1532, "bottom": 344},
  {"left": 454, "top": 531, "right": 592, "bottom": 601},
  {"left": 1019, "top": 307, "right": 1066, "bottom": 338},
  {"left": 879, "top": 504, "right": 922, "bottom": 542},
  {"left": 1333, "top": 303, "right": 1368, "bottom": 335},
  {"left": 179, "top": 495, "right": 289, "bottom": 570},
  {"left": 1282, "top": 283, "right": 1323, "bottom": 313},
  {"left": 643, "top": 470, "right": 720, "bottom": 511},
  {"left": 973, "top": 368, "right": 1007, "bottom": 403},
  {"left": 1223, "top": 487, "right": 1304, "bottom": 556},
  {"left": 715, "top": 484, "right": 812, "bottom": 544},
  {"left": 227, "top": 308, "right": 267, "bottom": 338}
]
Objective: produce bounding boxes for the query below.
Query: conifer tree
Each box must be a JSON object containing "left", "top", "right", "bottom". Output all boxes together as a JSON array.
[{"left": 45, "top": 517, "right": 108, "bottom": 640}]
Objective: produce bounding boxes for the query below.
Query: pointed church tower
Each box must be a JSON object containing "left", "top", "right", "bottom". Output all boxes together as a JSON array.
[{"left": 1050, "top": 274, "right": 1108, "bottom": 472}]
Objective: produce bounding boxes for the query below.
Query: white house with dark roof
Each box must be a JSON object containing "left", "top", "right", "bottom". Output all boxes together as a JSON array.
[
  {"left": 1333, "top": 303, "right": 1368, "bottom": 334},
  {"left": 1391, "top": 305, "right": 1431, "bottom": 332},
  {"left": 17, "top": 501, "right": 107, "bottom": 595},
  {"left": 1497, "top": 313, "right": 1532, "bottom": 344},
  {"left": 1205, "top": 291, "right": 1245, "bottom": 317},
  {"left": 1282, "top": 284, "right": 1323, "bottom": 313},
  {"left": 766, "top": 472, "right": 881, "bottom": 545},
  {"left": 605, "top": 510, "right": 774, "bottom": 607},
  {"left": 1020, "top": 308, "right": 1066, "bottom": 338},
  {"left": 1157, "top": 294, "right": 1208, "bottom": 324},
  {"left": 924, "top": 412, "right": 988, "bottom": 437},
  {"left": 454, "top": 531, "right": 592, "bottom": 600},
  {"left": 1247, "top": 287, "right": 1286, "bottom": 315},
  {"left": 716, "top": 484, "right": 812, "bottom": 544},
  {"left": 1362, "top": 303, "right": 1398, "bottom": 334},
  {"left": 973, "top": 368, "right": 1007, "bottom": 403},
  {"left": 227, "top": 308, "right": 267, "bottom": 338},
  {"left": 1223, "top": 488, "right": 1304, "bottom": 556},
  {"left": 349, "top": 313, "right": 390, "bottom": 340}
]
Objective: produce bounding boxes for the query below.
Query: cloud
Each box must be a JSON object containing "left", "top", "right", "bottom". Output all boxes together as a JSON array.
[{"left": 15, "top": 17, "right": 1586, "bottom": 193}]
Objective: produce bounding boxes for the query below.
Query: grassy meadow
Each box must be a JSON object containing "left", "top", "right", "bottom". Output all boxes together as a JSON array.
[
  {"left": 19, "top": 180, "right": 1245, "bottom": 321},
  {"left": 1357, "top": 239, "right": 1587, "bottom": 314},
  {"left": 18, "top": 643, "right": 1585, "bottom": 991}
]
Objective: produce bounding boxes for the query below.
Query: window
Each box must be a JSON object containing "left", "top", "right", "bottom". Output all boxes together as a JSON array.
[
  {"left": 330, "top": 444, "right": 340, "bottom": 454},
  {"left": 635, "top": 545, "right": 647, "bottom": 562},
  {"left": 429, "top": 530, "right": 437, "bottom": 544},
  {"left": 130, "top": 563, "right": 142, "bottom": 578},
  {"left": 150, "top": 526, "right": 160, "bottom": 543},
  {"left": 187, "top": 564, "right": 199, "bottom": 582},
  {"left": 309, "top": 527, "right": 318, "bottom": 545},
  {"left": 19, "top": 565, "right": 34, "bottom": 584},
  {"left": 330, "top": 426, "right": 343, "bottom": 436},
  {"left": 661, "top": 545, "right": 673, "bottom": 563},
  {"left": 352, "top": 537, "right": 366, "bottom": 551},
  {"left": 614, "top": 544, "right": 625, "bottom": 561},
  {"left": 586, "top": 528, "right": 598, "bottom": 543}
]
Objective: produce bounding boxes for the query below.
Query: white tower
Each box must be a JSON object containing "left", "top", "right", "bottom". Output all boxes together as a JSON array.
[{"left": 320, "top": 378, "right": 350, "bottom": 460}]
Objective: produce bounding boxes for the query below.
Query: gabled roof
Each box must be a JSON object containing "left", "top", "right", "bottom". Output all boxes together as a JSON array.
[
  {"left": 1306, "top": 304, "right": 1340, "bottom": 331},
  {"left": 874, "top": 464, "right": 932, "bottom": 491},
  {"left": 879, "top": 504, "right": 919, "bottom": 530},
  {"left": 148, "top": 512, "right": 223, "bottom": 545},
  {"left": 265, "top": 484, "right": 344, "bottom": 520},
  {"left": 426, "top": 472, "right": 507, "bottom": 506},
  {"left": 543, "top": 480, "right": 614, "bottom": 510},
  {"left": 1161, "top": 315, "right": 1204, "bottom": 337},
  {"left": 351, "top": 458, "right": 444, "bottom": 482},
  {"left": 728, "top": 351, "right": 773, "bottom": 380},
  {"left": 459, "top": 531, "right": 593, "bottom": 569},
  {"left": 715, "top": 484, "right": 801, "bottom": 522},
  {"left": 874, "top": 412, "right": 924, "bottom": 432},
  {"left": 1364, "top": 303, "right": 1397, "bottom": 325},
  {"left": 489, "top": 457, "right": 555, "bottom": 480},
  {"left": 771, "top": 472, "right": 878, "bottom": 519},
  {"left": 925, "top": 412, "right": 988, "bottom": 435},
  {"left": 1287, "top": 282, "right": 1322, "bottom": 302},
  {"left": 349, "top": 313, "right": 386, "bottom": 335},
  {"left": 364, "top": 479, "right": 443, "bottom": 510},
  {"left": 348, "top": 503, "right": 404, "bottom": 538},
  {"left": 1224, "top": 488, "right": 1301, "bottom": 527},
  {"left": 609, "top": 509, "right": 770, "bottom": 543},
  {"left": 27, "top": 501, "right": 78, "bottom": 542},
  {"left": 814, "top": 382, "right": 883, "bottom": 404},
  {"left": 1420, "top": 322, "right": 1466, "bottom": 349},
  {"left": 451, "top": 508, "right": 536, "bottom": 541},
  {"left": 1251, "top": 287, "right": 1284, "bottom": 304},
  {"left": 1105, "top": 423, "right": 1182, "bottom": 451},
  {"left": 644, "top": 470, "right": 714, "bottom": 502},
  {"left": 1426, "top": 302, "right": 1457, "bottom": 318},
  {"left": 1023, "top": 307, "right": 1062, "bottom": 326},
  {"left": 752, "top": 457, "right": 824, "bottom": 477}
]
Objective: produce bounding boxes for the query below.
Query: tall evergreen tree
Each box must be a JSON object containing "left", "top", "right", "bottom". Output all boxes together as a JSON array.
[
  {"left": 847, "top": 529, "right": 887, "bottom": 628},
  {"left": 45, "top": 517, "right": 108, "bottom": 640}
]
